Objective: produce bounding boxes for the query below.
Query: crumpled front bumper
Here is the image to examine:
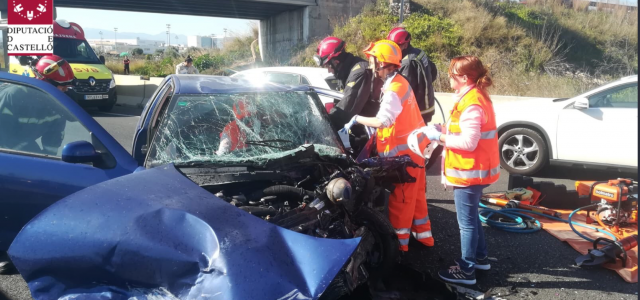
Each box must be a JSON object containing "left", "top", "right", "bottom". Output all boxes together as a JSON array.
[{"left": 8, "top": 164, "right": 361, "bottom": 300}]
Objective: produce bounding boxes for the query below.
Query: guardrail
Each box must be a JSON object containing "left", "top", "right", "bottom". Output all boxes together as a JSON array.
[{"left": 113, "top": 75, "right": 164, "bottom": 108}]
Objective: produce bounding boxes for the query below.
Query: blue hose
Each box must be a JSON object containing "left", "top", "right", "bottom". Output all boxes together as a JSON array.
[{"left": 479, "top": 202, "right": 618, "bottom": 242}]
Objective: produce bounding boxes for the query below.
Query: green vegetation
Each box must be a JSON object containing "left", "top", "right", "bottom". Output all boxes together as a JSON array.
[{"left": 290, "top": 0, "right": 637, "bottom": 97}]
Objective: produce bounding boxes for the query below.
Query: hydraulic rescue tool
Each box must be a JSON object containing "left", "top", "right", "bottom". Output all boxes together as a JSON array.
[
  {"left": 575, "top": 234, "right": 638, "bottom": 268},
  {"left": 482, "top": 197, "right": 562, "bottom": 218},
  {"left": 576, "top": 179, "right": 638, "bottom": 237}
]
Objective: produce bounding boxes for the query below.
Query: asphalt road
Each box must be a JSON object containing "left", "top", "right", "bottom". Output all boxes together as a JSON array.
[{"left": 0, "top": 106, "right": 637, "bottom": 300}]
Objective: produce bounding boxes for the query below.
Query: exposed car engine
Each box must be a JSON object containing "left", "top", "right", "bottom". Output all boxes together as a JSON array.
[{"left": 188, "top": 152, "right": 422, "bottom": 298}]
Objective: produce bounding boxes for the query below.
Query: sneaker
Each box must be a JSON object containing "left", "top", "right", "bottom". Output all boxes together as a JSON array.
[
  {"left": 438, "top": 265, "right": 476, "bottom": 285},
  {"left": 455, "top": 257, "right": 491, "bottom": 271}
]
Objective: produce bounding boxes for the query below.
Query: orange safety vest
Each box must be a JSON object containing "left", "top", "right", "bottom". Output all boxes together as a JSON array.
[
  {"left": 376, "top": 73, "right": 427, "bottom": 162},
  {"left": 444, "top": 88, "right": 500, "bottom": 186}
]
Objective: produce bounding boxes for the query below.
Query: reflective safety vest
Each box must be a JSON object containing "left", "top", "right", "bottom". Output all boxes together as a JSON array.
[
  {"left": 376, "top": 73, "right": 427, "bottom": 162},
  {"left": 444, "top": 88, "right": 500, "bottom": 186}
]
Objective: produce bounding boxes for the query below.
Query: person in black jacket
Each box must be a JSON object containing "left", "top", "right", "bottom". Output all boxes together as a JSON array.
[
  {"left": 314, "top": 37, "right": 383, "bottom": 154},
  {"left": 387, "top": 27, "right": 438, "bottom": 124}
]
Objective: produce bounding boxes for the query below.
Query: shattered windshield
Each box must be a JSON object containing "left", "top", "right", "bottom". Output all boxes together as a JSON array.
[{"left": 146, "top": 90, "right": 344, "bottom": 167}]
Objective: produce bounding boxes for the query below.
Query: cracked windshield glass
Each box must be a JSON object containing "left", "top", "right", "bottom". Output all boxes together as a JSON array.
[{"left": 146, "top": 90, "right": 344, "bottom": 167}]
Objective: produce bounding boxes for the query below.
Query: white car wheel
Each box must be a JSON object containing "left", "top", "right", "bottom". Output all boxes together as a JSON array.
[{"left": 498, "top": 128, "right": 548, "bottom": 175}]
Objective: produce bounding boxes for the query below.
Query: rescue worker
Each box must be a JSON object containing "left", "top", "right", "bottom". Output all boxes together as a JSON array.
[
  {"left": 415, "top": 55, "right": 499, "bottom": 285},
  {"left": 313, "top": 37, "right": 381, "bottom": 153},
  {"left": 0, "top": 54, "right": 75, "bottom": 274},
  {"left": 343, "top": 40, "right": 433, "bottom": 251},
  {"left": 176, "top": 56, "right": 199, "bottom": 74},
  {"left": 0, "top": 55, "right": 74, "bottom": 156},
  {"left": 387, "top": 27, "right": 438, "bottom": 125},
  {"left": 216, "top": 99, "right": 253, "bottom": 156}
]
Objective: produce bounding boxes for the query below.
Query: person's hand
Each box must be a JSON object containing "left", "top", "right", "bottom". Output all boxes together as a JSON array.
[
  {"left": 343, "top": 115, "right": 359, "bottom": 132},
  {"left": 425, "top": 125, "right": 442, "bottom": 142}
]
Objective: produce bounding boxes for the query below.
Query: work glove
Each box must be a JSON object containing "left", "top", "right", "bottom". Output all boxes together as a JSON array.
[
  {"left": 343, "top": 115, "right": 360, "bottom": 132},
  {"left": 425, "top": 125, "right": 442, "bottom": 142}
]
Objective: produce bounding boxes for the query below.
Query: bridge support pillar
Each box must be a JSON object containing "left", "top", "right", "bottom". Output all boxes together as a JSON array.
[{"left": 259, "top": 0, "right": 373, "bottom": 64}]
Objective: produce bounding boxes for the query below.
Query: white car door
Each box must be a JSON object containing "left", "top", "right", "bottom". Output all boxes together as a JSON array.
[{"left": 556, "top": 82, "right": 638, "bottom": 167}]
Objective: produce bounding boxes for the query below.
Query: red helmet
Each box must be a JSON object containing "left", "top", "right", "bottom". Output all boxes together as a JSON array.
[
  {"left": 32, "top": 55, "right": 75, "bottom": 86},
  {"left": 314, "top": 37, "right": 345, "bottom": 67},
  {"left": 387, "top": 27, "right": 411, "bottom": 45}
]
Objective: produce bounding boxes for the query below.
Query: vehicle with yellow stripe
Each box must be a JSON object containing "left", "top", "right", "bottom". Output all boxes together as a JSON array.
[{"left": 9, "top": 19, "right": 117, "bottom": 112}]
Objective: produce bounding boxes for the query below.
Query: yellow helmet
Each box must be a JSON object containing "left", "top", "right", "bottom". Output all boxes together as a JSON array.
[{"left": 363, "top": 40, "right": 402, "bottom": 67}]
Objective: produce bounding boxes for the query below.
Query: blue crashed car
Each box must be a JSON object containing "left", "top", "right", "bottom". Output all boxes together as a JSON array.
[{"left": 0, "top": 73, "right": 417, "bottom": 299}]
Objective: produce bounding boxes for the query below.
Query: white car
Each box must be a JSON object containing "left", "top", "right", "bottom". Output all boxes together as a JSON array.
[
  {"left": 494, "top": 75, "right": 638, "bottom": 175},
  {"left": 230, "top": 67, "right": 341, "bottom": 110}
]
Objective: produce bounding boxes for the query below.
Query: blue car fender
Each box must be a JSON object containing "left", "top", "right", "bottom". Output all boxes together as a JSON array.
[{"left": 8, "top": 164, "right": 361, "bottom": 300}]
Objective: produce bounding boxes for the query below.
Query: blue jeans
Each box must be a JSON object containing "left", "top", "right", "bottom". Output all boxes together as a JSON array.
[{"left": 453, "top": 184, "right": 489, "bottom": 272}]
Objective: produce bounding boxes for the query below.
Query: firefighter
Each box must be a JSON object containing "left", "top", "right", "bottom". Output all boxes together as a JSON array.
[
  {"left": 0, "top": 54, "right": 75, "bottom": 274},
  {"left": 343, "top": 40, "right": 433, "bottom": 251},
  {"left": 0, "top": 55, "right": 74, "bottom": 156},
  {"left": 313, "top": 37, "right": 382, "bottom": 154},
  {"left": 386, "top": 27, "right": 438, "bottom": 125}
]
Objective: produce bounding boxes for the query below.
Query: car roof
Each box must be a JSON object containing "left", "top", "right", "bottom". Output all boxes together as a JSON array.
[
  {"left": 575, "top": 74, "right": 638, "bottom": 98},
  {"left": 231, "top": 67, "right": 332, "bottom": 78},
  {"left": 169, "top": 74, "right": 313, "bottom": 94}
]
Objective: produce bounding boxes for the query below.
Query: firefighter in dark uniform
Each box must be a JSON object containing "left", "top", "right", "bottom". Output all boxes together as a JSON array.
[
  {"left": 387, "top": 27, "right": 438, "bottom": 124},
  {"left": 313, "top": 36, "right": 383, "bottom": 154}
]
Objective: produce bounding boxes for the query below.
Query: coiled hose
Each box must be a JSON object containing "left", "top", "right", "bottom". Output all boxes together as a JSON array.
[{"left": 479, "top": 202, "right": 619, "bottom": 243}]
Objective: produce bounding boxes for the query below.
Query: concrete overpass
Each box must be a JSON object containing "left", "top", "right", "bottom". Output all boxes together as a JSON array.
[{"left": 0, "top": 0, "right": 374, "bottom": 63}]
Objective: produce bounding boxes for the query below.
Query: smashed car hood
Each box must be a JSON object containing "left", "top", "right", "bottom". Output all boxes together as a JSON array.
[{"left": 8, "top": 164, "right": 361, "bottom": 300}]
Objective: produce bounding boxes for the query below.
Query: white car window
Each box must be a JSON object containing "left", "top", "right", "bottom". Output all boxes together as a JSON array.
[
  {"left": 588, "top": 83, "right": 638, "bottom": 109},
  {"left": 265, "top": 72, "right": 300, "bottom": 85}
]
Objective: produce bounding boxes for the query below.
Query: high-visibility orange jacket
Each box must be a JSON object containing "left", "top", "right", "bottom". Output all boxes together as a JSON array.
[
  {"left": 444, "top": 88, "right": 500, "bottom": 186},
  {"left": 220, "top": 120, "right": 247, "bottom": 152},
  {"left": 376, "top": 74, "right": 428, "bottom": 162}
]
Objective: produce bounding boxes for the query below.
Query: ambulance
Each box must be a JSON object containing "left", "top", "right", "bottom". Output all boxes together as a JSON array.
[{"left": 9, "top": 19, "right": 118, "bottom": 112}]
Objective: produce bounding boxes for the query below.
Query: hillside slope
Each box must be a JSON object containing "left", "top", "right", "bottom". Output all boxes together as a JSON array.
[{"left": 289, "top": 0, "right": 637, "bottom": 97}]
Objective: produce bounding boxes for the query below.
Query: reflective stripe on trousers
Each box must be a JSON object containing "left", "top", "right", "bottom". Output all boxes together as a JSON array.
[{"left": 412, "top": 231, "right": 432, "bottom": 240}]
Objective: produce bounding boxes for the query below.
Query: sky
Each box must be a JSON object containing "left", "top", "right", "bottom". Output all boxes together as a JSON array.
[{"left": 57, "top": 7, "right": 258, "bottom": 38}]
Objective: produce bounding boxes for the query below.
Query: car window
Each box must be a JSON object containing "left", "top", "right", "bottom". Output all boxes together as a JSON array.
[
  {"left": 0, "top": 81, "right": 92, "bottom": 158},
  {"left": 266, "top": 72, "right": 300, "bottom": 85},
  {"left": 325, "top": 77, "right": 340, "bottom": 91},
  {"left": 53, "top": 38, "right": 102, "bottom": 65},
  {"left": 301, "top": 76, "right": 310, "bottom": 85},
  {"left": 588, "top": 83, "right": 638, "bottom": 108}
]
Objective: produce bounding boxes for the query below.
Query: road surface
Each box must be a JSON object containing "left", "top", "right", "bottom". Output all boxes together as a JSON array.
[{"left": 0, "top": 106, "right": 637, "bottom": 300}]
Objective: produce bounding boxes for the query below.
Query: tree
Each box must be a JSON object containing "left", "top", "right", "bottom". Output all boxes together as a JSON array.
[{"left": 131, "top": 48, "right": 144, "bottom": 55}]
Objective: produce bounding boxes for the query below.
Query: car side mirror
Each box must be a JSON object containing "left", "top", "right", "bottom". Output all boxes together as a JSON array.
[
  {"left": 99, "top": 55, "right": 105, "bottom": 64},
  {"left": 573, "top": 97, "right": 589, "bottom": 109},
  {"left": 61, "top": 141, "right": 101, "bottom": 164}
]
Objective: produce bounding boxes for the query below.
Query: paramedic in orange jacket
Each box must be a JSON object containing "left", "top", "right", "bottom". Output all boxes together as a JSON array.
[
  {"left": 343, "top": 40, "right": 433, "bottom": 251},
  {"left": 414, "top": 55, "right": 500, "bottom": 285}
]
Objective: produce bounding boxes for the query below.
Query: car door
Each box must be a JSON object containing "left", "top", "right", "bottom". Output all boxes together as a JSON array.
[
  {"left": 0, "top": 73, "right": 138, "bottom": 250},
  {"left": 556, "top": 82, "right": 638, "bottom": 167}
]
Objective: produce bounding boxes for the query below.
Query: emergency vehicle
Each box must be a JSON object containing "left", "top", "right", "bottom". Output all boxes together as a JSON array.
[{"left": 9, "top": 19, "right": 118, "bottom": 112}]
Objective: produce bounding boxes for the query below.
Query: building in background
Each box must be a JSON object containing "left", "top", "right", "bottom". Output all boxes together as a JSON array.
[
  {"left": 88, "top": 37, "right": 165, "bottom": 54},
  {"left": 187, "top": 35, "right": 227, "bottom": 50}
]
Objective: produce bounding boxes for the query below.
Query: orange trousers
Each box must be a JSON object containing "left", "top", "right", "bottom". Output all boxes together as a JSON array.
[{"left": 388, "top": 165, "right": 433, "bottom": 251}]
